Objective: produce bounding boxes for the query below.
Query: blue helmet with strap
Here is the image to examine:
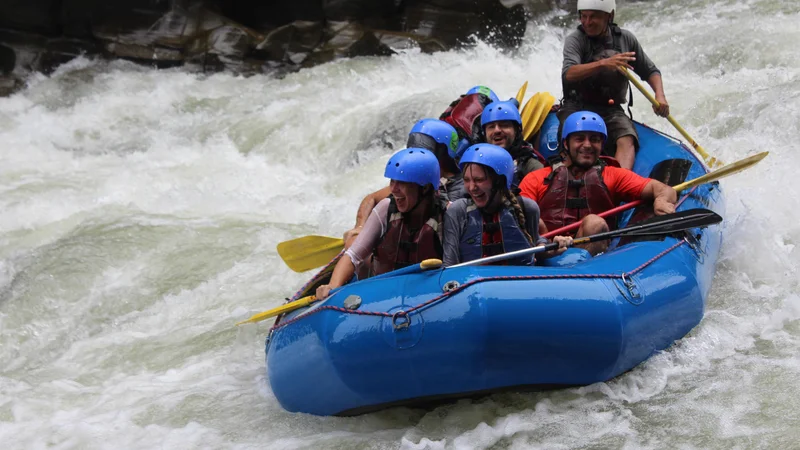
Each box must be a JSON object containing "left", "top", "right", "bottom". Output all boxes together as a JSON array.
[
  {"left": 466, "top": 85, "right": 500, "bottom": 103},
  {"left": 480, "top": 100, "right": 522, "bottom": 128},
  {"left": 562, "top": 111, "right": 608, "bottom": 143},
  {"left": 385, "top": 148, "right": 440, "bottom": 190},
  {"left": 408, "top": 119, "right": 460, "bottom": 159},
  {"left": 458, "top": 144, "right": 514, "bottom": 189}
]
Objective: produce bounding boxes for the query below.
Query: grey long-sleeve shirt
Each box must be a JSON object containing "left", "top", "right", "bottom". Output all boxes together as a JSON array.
[{"left": 561, "top": 26, "right": 661, "bottom": 102}]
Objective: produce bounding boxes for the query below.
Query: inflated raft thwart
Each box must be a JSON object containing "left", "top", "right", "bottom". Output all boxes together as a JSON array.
[{"left": 266, "top": 116, "right": 724, "bottom": 416}]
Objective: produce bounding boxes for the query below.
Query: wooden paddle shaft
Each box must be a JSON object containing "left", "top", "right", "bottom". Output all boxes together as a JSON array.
[
  {"left": 542, "top": 151, "right": 767, "bottom": 239},
  {"left": 620, "top": 68, "right": 719, "bottom": 167}
]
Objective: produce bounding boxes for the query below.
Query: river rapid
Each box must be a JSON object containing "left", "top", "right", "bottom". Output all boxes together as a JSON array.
[{"left": 1, "top": 0, "right": 799, "bottom": 448}]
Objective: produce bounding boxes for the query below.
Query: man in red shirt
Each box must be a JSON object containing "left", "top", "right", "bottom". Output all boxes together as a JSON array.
[{"left": 519, "top": 111, "right": 676, "bottom": 255}]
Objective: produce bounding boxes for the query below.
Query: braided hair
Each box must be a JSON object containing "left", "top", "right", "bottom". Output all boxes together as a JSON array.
[
  {"left": 503, "top": 190, "right": 534, "bottom": 245},
  {"left": 464, "top": 162, "right": 535, "bottom": 245}
]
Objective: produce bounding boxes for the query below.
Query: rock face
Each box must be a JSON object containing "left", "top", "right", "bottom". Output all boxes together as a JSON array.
[{"left": 0, "top": 0, "right": 551, "bottom": 95}]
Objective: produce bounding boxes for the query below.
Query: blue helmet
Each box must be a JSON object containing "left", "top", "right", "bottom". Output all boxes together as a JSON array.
[
  {"left": 385, "top": 148, "right": 440, "bottom": 190},
  {"left": 408, "top": 119, "right": 460, "bottom": 159},
  {"left": 457, "top": 144, "right": 514, "bottom": 189},
  {"left": 562, "top": 111, "right": 607, "bottom": 143},
  {"left": 466, "top": 85, "right": 500, "bottom": 103},
  {"left": 480, "top": 100, "right": 522, "bottom": 128}
]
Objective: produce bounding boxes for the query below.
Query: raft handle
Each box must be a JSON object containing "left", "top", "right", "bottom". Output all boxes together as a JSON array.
[
  {"left": 392, "top": 311, "right": 411, "bottom": 331},
  {"left": 621, "top": 273, "right": 641, "bottom": 299},
  {"left": 443, "top": 280, "right": 461, "bottom": 292}
]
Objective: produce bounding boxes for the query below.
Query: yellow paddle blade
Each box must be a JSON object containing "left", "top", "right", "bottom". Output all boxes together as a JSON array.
[
  {"left": 277, "top": 235, "right": 343, "bottom": 273},
  {"left": 515, "top": 81, "right": 528, "bottom": 106},
  {"left": 236, "top": 295, "right": 318, "bottom": 326},
  {"left": 673, "top": 151, "right": 768, "bottom": 192},
  {"left": 520, "top": 92, "right": 540, "bottom": 133},
  {"left": 524, "top": 92, "right": 556, "bottom": 141}
]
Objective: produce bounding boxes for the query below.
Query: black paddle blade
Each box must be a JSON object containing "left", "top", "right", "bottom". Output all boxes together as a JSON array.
[
  {"left": 585, "top": 208, "right": 722, "bottom": 243},
  {"left": 620, "top": 208, "right": 723, "bottom": 237},
  {"left": 452, "top": 208, "right": 723, "bottom": 269}
]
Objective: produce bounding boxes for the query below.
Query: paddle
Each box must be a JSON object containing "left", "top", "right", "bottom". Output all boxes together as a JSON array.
[
  {"left": 524, "top": 92, "right": 556, "bottom": 141},
  {"left": 515, "top": 81, "right": 528, "bottom": 105},
  {"left": 520, "top": 92, "right": 556, "bottom": 140},
  {"left": 236, "top": 259, "right": 443, "bottom": 325},
  {"left": 236, "top": 295, "right": 318, "bottom": 325},
  {"left": 542, "top": 151, "right": 767, "bottom": 239},
  {"left": 277, "top": 235, "right": 343, "bottom": 272},
  {"left": 276, "top": 152, "right": 766, "bottom": 271},
  {"left": 451, "top": 208, "right": 722, "bottom": 268},
  {"left": 520, "top": 93, "right": 538, "bottom": 125},
  {"left": 366, "top": 258, "right": 442, "bottom": 281},
  {"left": 620, "top": 68, "right": 721, "bottom": 168},
  {"left": 258, "top": 210, "right": 719, "bottom": 324}
]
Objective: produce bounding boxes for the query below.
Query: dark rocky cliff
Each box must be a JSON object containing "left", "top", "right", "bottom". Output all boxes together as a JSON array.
[{"left": 0, "top": 0, "right": 558, "bottom": 95}]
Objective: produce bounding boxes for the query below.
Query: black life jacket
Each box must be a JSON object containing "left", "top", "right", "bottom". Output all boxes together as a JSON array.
[
  {"left": 565, "top": 24, "right": 631, "bottom": 107},
  {"left": 508, "top": 141, "right": 547, "bottom": 186}
]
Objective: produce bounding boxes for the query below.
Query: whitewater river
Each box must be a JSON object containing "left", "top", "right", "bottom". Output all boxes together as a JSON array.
[{"left": 1, "top": 0, "right": 798, "bottom": 448}]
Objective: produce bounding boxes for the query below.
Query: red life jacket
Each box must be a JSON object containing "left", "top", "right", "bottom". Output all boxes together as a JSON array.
[
  {"left": 441, "top": 93, "right": 492, "bottom": 141},
  {"left": 371, "top": 198, "right": 443, "bottom": 276},
  {"left": 538, "top": 161, "right": 617, "bottom": 235},
  {"left": 439, "top": 96, "right": 462, "bottom": 121}
]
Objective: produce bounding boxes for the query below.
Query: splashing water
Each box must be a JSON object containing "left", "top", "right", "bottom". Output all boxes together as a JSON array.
[{"left": 1, "top": 0, "right": 799, "bottom": 448}]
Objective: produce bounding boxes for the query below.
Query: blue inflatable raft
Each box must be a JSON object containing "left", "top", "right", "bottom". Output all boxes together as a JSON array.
[{"left": 265, "top": 115, "right": 725, "bottom": 416}]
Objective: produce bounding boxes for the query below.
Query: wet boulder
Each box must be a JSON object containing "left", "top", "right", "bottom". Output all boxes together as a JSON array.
[
  {"left": 0, "top": 0, "right": 554, "bottom": 96},
  {"left": 303, "top": 21, "right": 395, "bottom": 67},
  {"left": 251, "top": 21, "right": 324, "bottom": 66},
  {"left": 401, "top": 2, "right": 484, "bottom": 48}
]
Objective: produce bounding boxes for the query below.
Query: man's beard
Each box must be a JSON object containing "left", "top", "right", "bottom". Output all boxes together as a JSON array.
[{"left": 569, "top": 149, "right": 597, "bottom": 169}]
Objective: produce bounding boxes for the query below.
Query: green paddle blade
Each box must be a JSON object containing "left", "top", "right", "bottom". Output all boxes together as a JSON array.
[{"left": 277, "top": 235, "right": 343, "bottom": 272}]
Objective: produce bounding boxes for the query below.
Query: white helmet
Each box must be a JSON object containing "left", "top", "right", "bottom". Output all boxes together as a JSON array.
[{"left": 577, "top": 0, "right": 615, "bottom": 13}]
